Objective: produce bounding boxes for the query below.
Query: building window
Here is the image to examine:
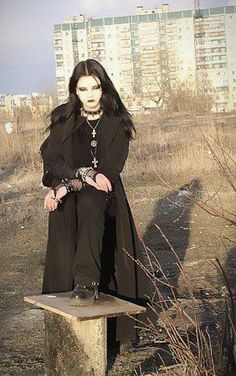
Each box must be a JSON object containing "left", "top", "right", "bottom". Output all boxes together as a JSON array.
[
  {"left": 91, "top": 19, "right": 103, "bottom": 27},
  {"left": 62, "top": 24, "right": 71, "bottom": 31}
]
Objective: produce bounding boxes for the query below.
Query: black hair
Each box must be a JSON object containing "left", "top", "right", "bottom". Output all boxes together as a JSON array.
[{"left": 49, "top": 59, "right": 136, "bottom": 140}]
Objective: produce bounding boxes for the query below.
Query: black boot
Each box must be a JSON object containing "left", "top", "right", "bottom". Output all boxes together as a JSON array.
[{"left": 69, "top": 281, "right": 99, "bottom": 307}]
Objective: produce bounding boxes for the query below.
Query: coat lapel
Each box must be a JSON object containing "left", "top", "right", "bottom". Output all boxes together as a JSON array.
[
  {"left": 62, "top": 111, "right": 122, "bottom": 163},
  {"left": 62, "top": 112, "right": 84, "bottom": 143},
  {"left": 97, "top": 113, "right": 122, "bottom": 164}
]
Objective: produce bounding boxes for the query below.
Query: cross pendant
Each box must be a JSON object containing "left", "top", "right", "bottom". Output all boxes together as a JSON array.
[
  {"left": 92, "top": 156, "right": 98, "bottom": 168},
  {"left": 92, "top": 128, "right": 96, "bottom": 138}
]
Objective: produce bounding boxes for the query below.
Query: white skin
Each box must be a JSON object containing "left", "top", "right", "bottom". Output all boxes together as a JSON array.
[{"left": 44, "top": 75, "right": 112, "bottom": 211}]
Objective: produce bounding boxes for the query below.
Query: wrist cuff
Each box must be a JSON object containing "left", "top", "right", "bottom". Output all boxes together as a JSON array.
[{"left": 76, "top": 167, "right": 96, "bottom": 182}]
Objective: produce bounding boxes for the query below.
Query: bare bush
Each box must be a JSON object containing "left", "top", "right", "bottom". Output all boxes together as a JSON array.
[
  {"left": 127, "top": 245, "right": 235, "bottom": 375},
  {"left": 124, "top": 113, "right": 235, "bottom": 186},
  {"left": 141, "top": 74, "right": 214, "bottom": 115},
  {"left": 124, "top": 117, "right": 235, "bottom": 375}
]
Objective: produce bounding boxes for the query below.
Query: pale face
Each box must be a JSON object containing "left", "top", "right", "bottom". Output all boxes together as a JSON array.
[{"left": 76, "top": 75, "right": 102, "bottom": 111}]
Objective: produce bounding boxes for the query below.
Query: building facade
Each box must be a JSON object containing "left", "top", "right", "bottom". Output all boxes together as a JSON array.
[
  {"left": 0, "top": 93, "right": 55, "bottom": 116},
  {"left": 54, "top": 4, "right": 236, "bottom": 112}
]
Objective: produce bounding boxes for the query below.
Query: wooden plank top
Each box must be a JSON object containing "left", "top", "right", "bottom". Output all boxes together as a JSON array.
[{"left": 24, "top": 292, "right": 146, "bottom": 321}]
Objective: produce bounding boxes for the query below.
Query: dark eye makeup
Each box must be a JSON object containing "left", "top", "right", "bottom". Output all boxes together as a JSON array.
[{"left": 78, "top": 84, "right": 101, "bottom": 91}]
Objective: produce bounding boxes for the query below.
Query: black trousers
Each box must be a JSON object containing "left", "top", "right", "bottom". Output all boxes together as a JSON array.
[
  {"left": 73, "top": 185, "right": 116, "bottom": 286},
  {"left": 43, "top": 184, "right": 138, "bottom": 344},
  {"left": 73, "top": 185, "right": 138, "bottom": 344}
]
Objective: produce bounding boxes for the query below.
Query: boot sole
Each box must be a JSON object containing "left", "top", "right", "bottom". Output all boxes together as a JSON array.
[{"left": 69, "top": 290, "right": 99, "bottom": 307}]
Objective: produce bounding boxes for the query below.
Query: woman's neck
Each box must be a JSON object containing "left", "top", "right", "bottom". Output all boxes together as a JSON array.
[
  {"left": 80, "top": 106, "right": 103, "bottom": 120},
  {"left": 87, "top": 114, "right": 101, "bottom": 120}
]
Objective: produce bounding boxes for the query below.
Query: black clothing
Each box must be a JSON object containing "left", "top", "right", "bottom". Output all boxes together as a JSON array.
[
  {"left": 42, "top": 110, "right": 150, "bottom": 343},
  {"left": 73, "top": 185, "right": 112, "bottom": 286},
  {"left": 71, "top": 115, "right": 117, "bottom": 285},
  {"left": 71, "top": 116, "right": 102, "bottom": 169}
]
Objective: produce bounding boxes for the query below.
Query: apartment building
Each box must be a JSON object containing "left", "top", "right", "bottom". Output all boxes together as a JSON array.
[
  {"left": 194, "top": 6, "right": 236, "bottom": 111},
  {"left": 54, "top": 4, "right": 236, "bottom": 112},
  {"left": 0, "top": 93, "right": 55, "bottom": 115}
]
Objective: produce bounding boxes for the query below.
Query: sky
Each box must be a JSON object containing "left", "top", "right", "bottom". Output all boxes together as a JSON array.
[{"left": 0, "top": 0, "right": 235, "bottom": 94}]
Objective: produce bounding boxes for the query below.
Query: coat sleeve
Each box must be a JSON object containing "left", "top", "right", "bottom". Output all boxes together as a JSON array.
[
  {"left": 97, "top": 123, "right": 130, "bottom": 184},
  {"left": 47, "top": 121, "right": 76, "bottom": 181}
]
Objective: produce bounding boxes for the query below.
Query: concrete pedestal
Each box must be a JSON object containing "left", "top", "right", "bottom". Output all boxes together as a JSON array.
[{"left": 24, "top": 292, "right": 146, "bottom": 376}]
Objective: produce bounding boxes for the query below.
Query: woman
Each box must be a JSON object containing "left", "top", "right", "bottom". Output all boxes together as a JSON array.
[{"left": 41, "top": 59, "right": 149, "bottom": 348}]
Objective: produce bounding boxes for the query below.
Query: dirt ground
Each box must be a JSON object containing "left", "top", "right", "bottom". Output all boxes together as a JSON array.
[{"left": 0, "top": 113, "right": 235, "bottom": 375}]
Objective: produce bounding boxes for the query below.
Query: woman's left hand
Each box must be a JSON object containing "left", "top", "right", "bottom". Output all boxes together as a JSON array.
[
  {"left": 85, "top": 173, "right": 112, "bottom": 192},
  {"left": 94, "top": 173, "right": 112, "bottom": 192}
]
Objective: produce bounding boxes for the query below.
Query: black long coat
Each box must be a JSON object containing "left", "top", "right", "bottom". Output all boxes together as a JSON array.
[{"left": 42, "top": 111, "right": 150, "bottom": 342}]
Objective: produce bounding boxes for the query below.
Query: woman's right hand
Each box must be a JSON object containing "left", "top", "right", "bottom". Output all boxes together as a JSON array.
[
  {"left": 44, "top": 186, "right": 67, "bottom": 211},
  {"left": 44, "top": 189, "right": 58, "bottom": 211}
]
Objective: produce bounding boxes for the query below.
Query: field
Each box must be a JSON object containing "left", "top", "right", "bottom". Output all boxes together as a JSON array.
[{"left": 0, "top": 111, "right": 235, "bottom": 375}]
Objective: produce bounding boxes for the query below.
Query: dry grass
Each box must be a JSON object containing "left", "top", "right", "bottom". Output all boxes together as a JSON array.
[
  {"left": 0, "top": 111, "right": 235, "bottom": 186},
  {"left": 125, "top": 241, "right": 235, "bottom": 375},
  {"left": 125, "top": 112, "right": 235, "bottom": 186},
  {"left": 0, "top": 111, "right": 235, "bottom": 224},
  {"left": 0, "top": 109, "right": 235, "bottom": 375},
  {"left": 0, "top": 121, "right": 44, "bottom": 168},
  {"left": 0, "top": 119, "right": 47, "bottom": 196},
  {"left": 124, "top": 116, "right": 236, "bottom": 375}
]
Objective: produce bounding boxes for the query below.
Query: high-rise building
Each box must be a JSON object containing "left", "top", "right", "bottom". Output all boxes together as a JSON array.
[{"left": 54, "top": 4, "right": 236, "bottom": 112}]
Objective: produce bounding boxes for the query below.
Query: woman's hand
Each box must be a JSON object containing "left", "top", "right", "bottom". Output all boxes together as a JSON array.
[
  {"left": 44, "top": 186, "right": 67, "bottom": 211},
  {"left": 95, "top": 173, "right": 112, "bottom": 192},
  {"left": 85, "top": 173, "right": 112, "bottom": 193},
  {"left": 55, "top": 185, "right": 67, "bottom": 200},
  {"left": 44, "top": 189, "right": 57, "bottom": 211}
]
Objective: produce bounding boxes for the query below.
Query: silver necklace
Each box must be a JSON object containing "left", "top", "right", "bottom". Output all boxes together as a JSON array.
[
  {"left": 85, "top": 117, "right": 102, "bottom": 145},
  {"left": 90, "top": 143, "right": 99, "bottom": 168},
  {"left": 85, "top": 117, "right": 102, "bottom": 168}
]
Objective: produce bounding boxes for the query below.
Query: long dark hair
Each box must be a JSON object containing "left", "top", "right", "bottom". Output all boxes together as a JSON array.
[{"left": 49, "top": 59, "right": 136, "bottom": 140}]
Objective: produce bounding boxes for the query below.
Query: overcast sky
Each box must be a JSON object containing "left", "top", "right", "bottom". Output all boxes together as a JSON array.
[{"left": 0, "top": 0, "right": 235, "bottom": 94}]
